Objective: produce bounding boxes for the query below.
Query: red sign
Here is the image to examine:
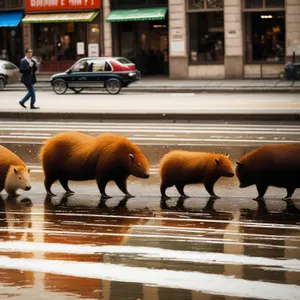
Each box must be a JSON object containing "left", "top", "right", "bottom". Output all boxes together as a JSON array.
[{"left": 26, "top": 0, "right": 101, "bottom": 11}]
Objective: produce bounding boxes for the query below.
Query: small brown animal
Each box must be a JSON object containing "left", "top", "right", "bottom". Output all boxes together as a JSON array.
[
  {"left": 0, "top": 145, "right": 31, "bottom": 195},
  {"left": 160, "top": 150, "right": 234, "bottom": 198},
  {"left": 40, "top": 132, "right": 150, "bottom": 197},
  {"left": 236, "top": 143, "right": 300, "bottom": 200}
]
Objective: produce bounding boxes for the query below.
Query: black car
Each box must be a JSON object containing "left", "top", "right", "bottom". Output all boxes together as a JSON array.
[{"left": 51, "top": 57, "right": 140, "bottom": 95}]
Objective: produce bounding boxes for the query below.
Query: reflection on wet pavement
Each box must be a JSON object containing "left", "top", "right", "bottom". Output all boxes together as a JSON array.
[{"left": 0, "top": 194, "right": 299, "bottom": 300}]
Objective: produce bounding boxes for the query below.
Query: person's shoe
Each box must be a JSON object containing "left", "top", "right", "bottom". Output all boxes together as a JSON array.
[
  {"left": 30, "top": 106, "right": 40, "bottom": 110},
  {"left": 19, "top": 101, "right": 27, "bottom": 108}
]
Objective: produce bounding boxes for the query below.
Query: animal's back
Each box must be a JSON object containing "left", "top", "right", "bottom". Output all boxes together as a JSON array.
[
  {"left": 160, "top": 150, "right": 216, "bottom": 183},
  {"left": 241, "top": 144, "right": 300, "bottom": 171},
  {"left": 40, "top": 132, "right": 95, "bottom": 176},
  {"left": 0, "top": 145, "right": 25, "bottom": 191}
]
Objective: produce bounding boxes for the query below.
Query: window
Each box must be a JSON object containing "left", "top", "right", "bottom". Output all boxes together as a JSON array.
[
  {"left": 3, "top": 62, "right": 18, "bottom": 70},
  {"left": 88, "top": 60, "right": 112, "bottom": 72},
  {"left": 244, "top": 0, "right": 284, "bottom": 9},
  {"left": 0, "top": 0, "right": 22, "bottom": 8},
  {"left": 243, "top": 0, "right": 285, "bottom": 63},
  {"left": 189, "top": 12, "right": 224, "bottom": 64},
  {"left": 188, "top": 0, "right": 224, "bottom": 64}
]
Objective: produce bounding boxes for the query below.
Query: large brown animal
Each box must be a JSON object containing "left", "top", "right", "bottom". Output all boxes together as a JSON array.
[
  {"left": 160, "top": 150, "right": 234, "bottom": 198},
  {"left": 40, "top": 132, "right": 150, "bottom": 197},
  {"left": 0, "top": 145, "right": 31, "bottom": 195},
  {"left": 236, "top": 144, "right": 300, "bottom": 200}
]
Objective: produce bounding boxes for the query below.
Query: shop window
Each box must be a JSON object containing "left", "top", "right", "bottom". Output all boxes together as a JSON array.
[
  {"left": 0, "top": 0, "right": 22, "bottom": 8},
  {"left": 244, "top": 0, "right": 284, "bottom": 9},
  {"left": 245, "top": 12, "right": 285, "bottom": 63},
  {"left": 188, "top": 0, "right": 223, "bottom": 10},
  {"left": 266, "top": 0, "right": 284, "bottom": 8},
  {"left": 189, "top": 12, "right": 224, "bottom": 64},
  {"left": 245, "top": 0, "right": 262, "bottom": 9}
]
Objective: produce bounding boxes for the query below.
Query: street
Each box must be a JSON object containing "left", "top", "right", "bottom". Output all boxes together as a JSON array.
[
  {"left": 0, "top": 91, "right": 300, "bottom": 115},
  {"left": 0, "top": 118, "right": 299, "bottom": 299}
]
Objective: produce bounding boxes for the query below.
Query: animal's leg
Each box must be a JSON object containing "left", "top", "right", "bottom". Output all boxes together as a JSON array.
[
  {"left": 44, "top": 175, "right": 57, "bottom": 197},
  {"left": 160, "top": 181, "right": 172, "bottom": 199},
  {"left": 204, "top": 181, "right": 219, "bottom": 199},
  {"left": 283, "top": 187, "right": 295, "bottom": 200},
  {"left": 59, "top": 177, "right": 75, "bottom": 194},
  {"left": 175, "top": 184, "right": 188, "bottom": 198},
  {"left": 115, "top": 178, "right": 133, "bottom": 197},
  {"left": 96, "top": 176, "right": 110, "bottom": 198},
  {"left": 254, "top": 184, "right": 268, "bottom": 200}
]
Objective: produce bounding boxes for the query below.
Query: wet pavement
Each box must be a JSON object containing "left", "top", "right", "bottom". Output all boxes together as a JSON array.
[{"left": 0, "top": 120, "right": 300, "bottom": 299}]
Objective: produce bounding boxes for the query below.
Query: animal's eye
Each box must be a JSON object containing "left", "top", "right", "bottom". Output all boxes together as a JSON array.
[
  {"left": 137, "top": 163, "right": 141, "bottom": 167},
  {"left": 19, "top": 176, "right": 22, "bottom": 180}
]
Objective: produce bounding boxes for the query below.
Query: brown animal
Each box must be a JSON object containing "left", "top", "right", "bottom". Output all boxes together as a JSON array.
[
  {"left": 236, "top": 143, "right": 300, "bottom": 200},
  {"left": 160, "top": 150, "right": 234, "bottom": 198},
  {"left": 0, "top": 145, "right": 31, "bottom": 195},
  {"left": 40, "top": 132, "right": 150, "bottom": 197}
]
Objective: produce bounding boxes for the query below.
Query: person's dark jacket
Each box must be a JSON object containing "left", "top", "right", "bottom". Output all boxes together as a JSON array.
[{"left": 20, "top": 57, "right": 37, "bottom": 85}]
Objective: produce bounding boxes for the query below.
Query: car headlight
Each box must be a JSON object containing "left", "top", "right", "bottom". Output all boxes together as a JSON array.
[{"left": 129, "top": 72, "right": 135, "bottom": 77}]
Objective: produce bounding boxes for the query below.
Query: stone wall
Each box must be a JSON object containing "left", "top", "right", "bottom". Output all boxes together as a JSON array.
[
  {"left": 224, "top": 0, "right": 243, "bottom": 78},
  {"left": 103, "top": 0, "right": 112, "bottom": 56},
  {"left": 286, "top": 0, "right": 300, "bottom": 61},
  {"left": 168, "top": 0, "right": 188, "bottom": 79}
]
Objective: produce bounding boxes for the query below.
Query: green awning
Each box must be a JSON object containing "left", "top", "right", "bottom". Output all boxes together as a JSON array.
[
  {"left": 107, "top": 7, "right": 167, "bottom": 22},
  {"left": 22, "top": 12, "right": 98, "bottom": 23}
]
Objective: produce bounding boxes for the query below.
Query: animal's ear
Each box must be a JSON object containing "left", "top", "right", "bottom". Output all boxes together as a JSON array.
[
  {"left": 129, "top": 154, "right": 135, "bottom": 161},
  {"left": 28, "top": 168, "right": 31, "bottom": 174},
  {"left": 226, "top": 154, "right": 230, "bottom": 158},
  {"left": 215, "top": 158, "right": 220, "bottom": 165},
  {"left": 13, "top": 168, "right": 18, "bottom": 174},
  {"left": 236, "top": 161, "right": 242, "bottom": 167}
]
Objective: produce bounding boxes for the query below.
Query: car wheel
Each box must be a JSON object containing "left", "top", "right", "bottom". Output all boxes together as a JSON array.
[
  {"left": 53, "top": 79, "right": 68, "bottom": 95},
  {"left": 105, "top": 79, "right": 122, "bottom": 95},
  {"left": 73, "top": 88, "right": 84, "bottom": 94},
  {"left": 0, "top": 77, "right": 6, "bottom": 91}
]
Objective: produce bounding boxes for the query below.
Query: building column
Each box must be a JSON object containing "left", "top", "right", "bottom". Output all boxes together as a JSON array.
[
  {"left": 22, "top": 23, "right": 32, "bottom": 51},
  {"left": 286, "top": 0, "right": 300, "bottom": 62},
  {"left": 103, "top": 0, "right": 112, "bottom": 56},
  {"left": 169, "top": 0, "right": 188, "bottom": 79},
  {"left": 224, "top": 0, "right": 243, "bottom": 79}
]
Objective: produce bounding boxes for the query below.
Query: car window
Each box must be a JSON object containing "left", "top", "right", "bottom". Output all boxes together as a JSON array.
[
  {"left": 88, "top": 60, "right": 112, "bottom": 72},
  {"left": 3, "top": 63, "right": 18, "bottom": 70},
  {"left": 117, "top": 58, "right": 132, "bottom": 64},
  {"left": 71, "top": 60, "right": 88, "bottom": 72}
]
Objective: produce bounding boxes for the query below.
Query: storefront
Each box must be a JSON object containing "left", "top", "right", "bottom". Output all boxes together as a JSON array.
[
  {"left": 23, "top": 0, "right": 103, "bottom": 72},
  {"left": 108, "top": 0, "right": 169, "bottom": 75},
  {"left": 0, "top": 0, "right": 24, "bottom": 66},
  {"left": 243, "top": 0, "right": 286, "bottom": 78}
]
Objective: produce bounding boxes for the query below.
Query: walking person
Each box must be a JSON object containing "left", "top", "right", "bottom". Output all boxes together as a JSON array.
[{"left": 19, "top": 49, "right": 39, "bottom": 109}]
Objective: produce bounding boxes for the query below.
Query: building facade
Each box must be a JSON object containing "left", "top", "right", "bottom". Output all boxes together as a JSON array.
[
  {"left": 22, "top": 0, "right": 103, "bottom": 72},
  {"left": 0, "top": 0, "right": 24, "bottom": 66},
  {"left": 1, "top": 0, "right": 299, "bottom": 78},
  {"left": 103, "top": 0, "right": 300, "bottom": 79}
]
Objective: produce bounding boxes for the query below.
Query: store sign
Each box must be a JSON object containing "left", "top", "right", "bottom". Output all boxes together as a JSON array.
[
  {"left": 26, "top": 0, "right": 101, "bottom": 11},
  {"left": 170, "top": 28, "right": 185, "bottom": 57}
]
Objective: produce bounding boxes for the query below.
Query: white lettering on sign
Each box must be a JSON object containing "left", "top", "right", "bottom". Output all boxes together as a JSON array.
[{"left": 29, "top": 0, "right": 97, "bottom": 7}]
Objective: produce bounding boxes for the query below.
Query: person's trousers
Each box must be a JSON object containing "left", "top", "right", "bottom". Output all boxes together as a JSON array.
[{"left": 20, "top": 83, "right": 36, "bottom": 107}]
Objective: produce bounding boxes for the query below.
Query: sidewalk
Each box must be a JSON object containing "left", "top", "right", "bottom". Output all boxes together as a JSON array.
[
  {"left": 4, "top": 75, "right": 300, "bottom": 93},
  {"left": 0, "top": 92, "right": 299, "bottom": 122}
]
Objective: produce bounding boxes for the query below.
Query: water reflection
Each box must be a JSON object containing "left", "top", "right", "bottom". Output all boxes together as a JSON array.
[
  {"left": 0, "top": 194, "right": 299, "bottom": 299},
  {"left": 0, "top": 195, "right": 34, "bottom": 292}
]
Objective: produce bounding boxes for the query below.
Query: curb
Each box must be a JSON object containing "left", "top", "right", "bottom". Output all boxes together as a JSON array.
[
  {"left": 4, "top": 86, "right": 300, "bottom": 93},
  {"left": 0, "top": 111, "right": 299, "bottom": 122}
]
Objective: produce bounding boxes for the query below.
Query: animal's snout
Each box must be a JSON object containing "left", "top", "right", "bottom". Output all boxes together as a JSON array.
[
  {"left": 143, "top": 173, "right": 150, "bottom": 179},
  {"left": 25, "top": 186, "right": 31, "bottom": 191},
  {"left": 228, "top": 172, "right": 235, "bottom": 178}
]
